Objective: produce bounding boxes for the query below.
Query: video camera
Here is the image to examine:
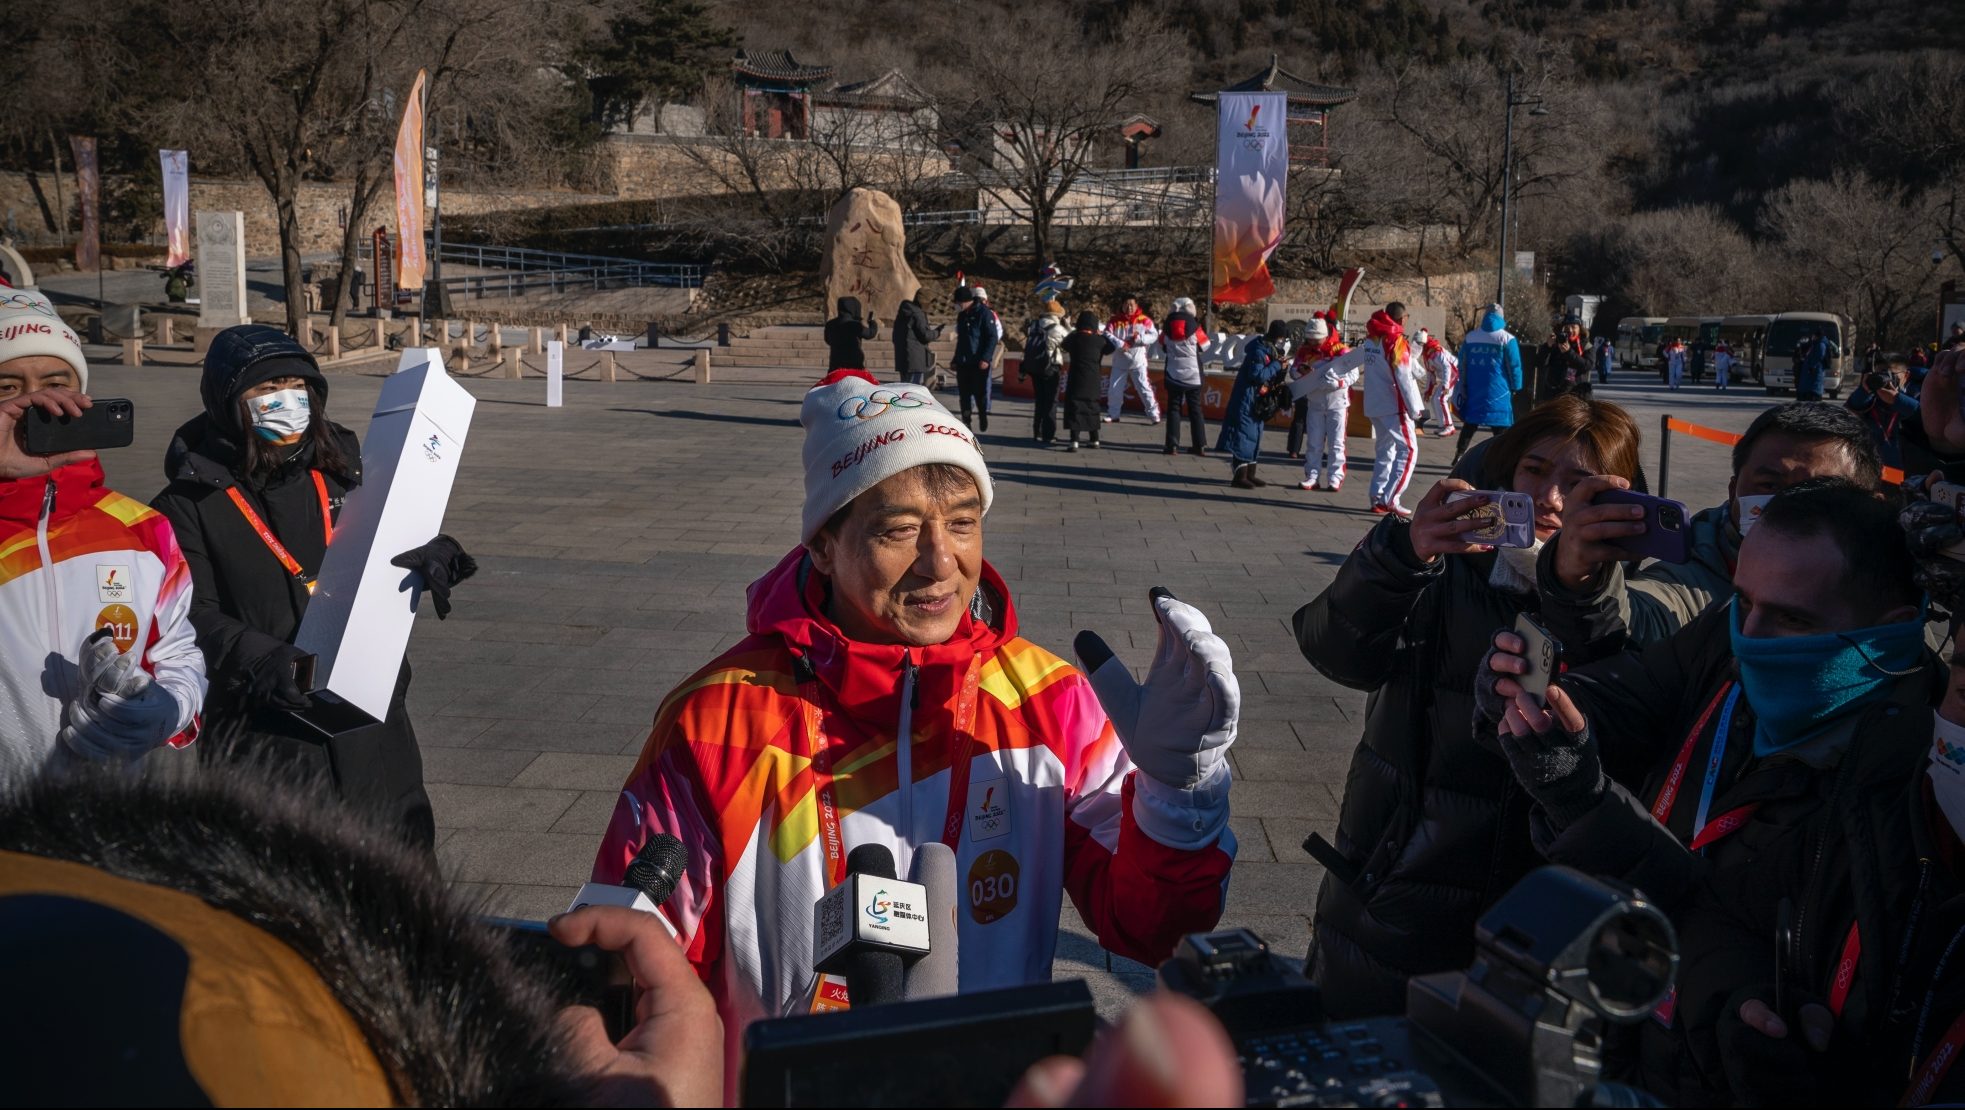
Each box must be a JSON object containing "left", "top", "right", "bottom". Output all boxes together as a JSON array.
[
  {"left": 735, "top": 865, "right": 1673, "bottom": 1108},
  {"left": 1160, "top": 866, "right": 1677, "bottom": 1107}
]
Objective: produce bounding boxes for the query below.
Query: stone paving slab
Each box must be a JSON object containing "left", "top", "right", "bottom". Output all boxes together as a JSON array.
[{"left": 89, "top": 362, "right": 1764, "bottom": 1017}]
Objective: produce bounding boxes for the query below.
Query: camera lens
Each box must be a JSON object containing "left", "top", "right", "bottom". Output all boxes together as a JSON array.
[
  {"left": 1586, "top": 910, "right": 1677, "bottom": 1018},
  {"left": 1660, "top": 506, "right": 1681, "bottom": 529}
]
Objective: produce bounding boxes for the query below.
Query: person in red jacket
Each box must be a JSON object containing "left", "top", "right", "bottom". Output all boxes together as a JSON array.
[{"left": 593, "top": 371, "right": 1240, "bottom": 1091}]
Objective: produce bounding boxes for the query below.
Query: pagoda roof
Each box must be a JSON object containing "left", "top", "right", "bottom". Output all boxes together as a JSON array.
[
  {"left": 732, "top": 49, "right": 836, "bottom": 85},
  {"left": 1191, "top": 55, "right": 1358, "bottom": 108},
  {"left": 818, "top": 68, "right": 931, "bottom": 108}
]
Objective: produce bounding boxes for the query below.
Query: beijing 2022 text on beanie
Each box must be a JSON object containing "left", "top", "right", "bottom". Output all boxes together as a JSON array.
[{"left": 799, "top": 370, "right": 994, "bottom": 543}]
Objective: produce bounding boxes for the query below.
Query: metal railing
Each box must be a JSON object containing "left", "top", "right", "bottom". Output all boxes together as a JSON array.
[{"left": 357, "top": 238, "right": 704, "bottom": 291}]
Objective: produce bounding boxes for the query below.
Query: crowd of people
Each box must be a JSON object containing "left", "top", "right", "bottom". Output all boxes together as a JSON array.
[{"left": 17, "top": 261, "right": 1965, "bottom": 1107}]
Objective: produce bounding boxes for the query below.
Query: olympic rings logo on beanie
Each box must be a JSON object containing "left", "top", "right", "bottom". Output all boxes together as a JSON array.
[
  {"left": 837, "top": 387, "right": 933, "bottom": 422},
  {"left": 0, "top": 292, "right": 61, "bottom": 318}
]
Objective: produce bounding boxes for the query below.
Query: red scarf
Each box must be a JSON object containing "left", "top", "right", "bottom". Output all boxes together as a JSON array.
[{"left": 1366, "top": 310, "right": 1407, "bottom": 368}]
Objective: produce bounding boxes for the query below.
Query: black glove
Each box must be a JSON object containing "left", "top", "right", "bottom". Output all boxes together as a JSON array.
[
  {"left": 1473, "top": 640, "right": 1512, "bottom": 726},
  {"left": 1716, "top": 985, "right": 1836, "bottom": 1107},
  {"left": 1900, "top": 493, "right": 1965, "bottom": 616},
  {"left": 237, "top": 642, "right": 314, "bottom": 713},
  {"left": 1495, "top": 702, "right": 1606, "bottom": 831},
  {"left": 391, "top": 534, "right": 477, "bottom": 620}
]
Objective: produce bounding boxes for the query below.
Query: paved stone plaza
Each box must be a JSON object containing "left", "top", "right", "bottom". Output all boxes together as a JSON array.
[{"left": 90, "top": 361, "right": 1766, "bottom": 1009}]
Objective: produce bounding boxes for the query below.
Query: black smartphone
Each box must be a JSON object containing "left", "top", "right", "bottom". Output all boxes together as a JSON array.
[
  {"left": 1513, "top": 612, "right": 1561, "bottom": 707},
  {"left": 489, "top": 917, "right": 635, "bottom": 1040},
  {"left": 23, "top": 397, "right": 134, "bottom": 455},
  {"left": 292, "top": 653, "right": 318, "bottom": 694}
]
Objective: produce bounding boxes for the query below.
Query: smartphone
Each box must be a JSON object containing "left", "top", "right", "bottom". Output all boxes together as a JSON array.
[
  {"left": 1931, "top": 481, "right": 1965, "bottom": 557},
  {"left": 1513, "top": 612, "right": 1561, "bottom": 707},
  {"left": 23, "top": 397, "right": 134, "bottom": 455},
  {"left": 1594, "top": 489, "right": 1693, "bottom": 564},
  {"left": 1446, "top": 490, "right": 1536, "bottom": 548},
  {"left": 292, "top": 653, "right": 318, "bottom": 695},
  {"left": 489, "top": 917, "right": 635, "bottom": 1040}
]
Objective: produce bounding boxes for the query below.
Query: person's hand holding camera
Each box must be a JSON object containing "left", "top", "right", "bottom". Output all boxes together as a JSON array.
[{"left": 1550, "top": 474, "right": 1648, "bottom": 592}]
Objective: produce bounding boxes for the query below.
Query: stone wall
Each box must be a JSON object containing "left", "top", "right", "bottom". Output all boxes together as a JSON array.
[{"left": 0, "top": 170, "right": 614, "bottom": 259}]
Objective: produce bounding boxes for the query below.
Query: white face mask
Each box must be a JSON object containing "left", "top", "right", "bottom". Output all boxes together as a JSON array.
[
  {"left": 1929, "top": 714, "right": 1965, "bottom": 840},
  {"left": 1488, "top": 537, "right": 1546, "bottom": 594},
  {"left": 1734, "top": 494, "right": 1774, "bottom": 536},
  {"left": 248, "top": 388, "right": 312, "bottom": 445}
]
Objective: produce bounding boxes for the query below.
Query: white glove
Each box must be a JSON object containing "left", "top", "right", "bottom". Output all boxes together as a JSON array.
[
  {"left": 60, "top": 629, "right": 180, "bottom": 763},
  {"left": 1074, "top": 589, "right": 1239, "bottom": 791}
]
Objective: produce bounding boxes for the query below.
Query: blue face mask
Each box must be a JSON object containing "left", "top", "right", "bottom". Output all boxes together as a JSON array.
[{"left": 1729, "top": 598, "right": 1927, "bottom": 756}]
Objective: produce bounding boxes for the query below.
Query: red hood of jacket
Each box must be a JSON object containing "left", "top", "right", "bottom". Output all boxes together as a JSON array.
[
  {"left": 745, "top": 546, "right": 1018, "bottom": 731},
  {"left": 1366, "top": 310, "right": 1408, "bottom": 367},
  {"left": 0, "top": 459, "right": 107, "bottom": 526}
]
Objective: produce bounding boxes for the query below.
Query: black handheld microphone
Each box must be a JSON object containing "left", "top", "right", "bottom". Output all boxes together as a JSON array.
[
  {"left": 812, "top": 843, "right": 930, "bottom": 1007},
  {"left": 568, "top": 832, "right": 687, "bottom": 937}
]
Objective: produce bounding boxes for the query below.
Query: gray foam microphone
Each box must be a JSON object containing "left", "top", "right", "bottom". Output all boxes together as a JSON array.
[{"left": 903, "top": 841, "right": 961, "bottom": 1000}]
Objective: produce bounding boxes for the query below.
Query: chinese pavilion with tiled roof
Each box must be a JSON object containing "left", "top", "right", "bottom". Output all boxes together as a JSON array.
[
  {"left": 733, "top": 49, "right": 837, "bottom": 140},
  {"left": 1191, "top": 55, "right": 1358, "bottom": 166}
]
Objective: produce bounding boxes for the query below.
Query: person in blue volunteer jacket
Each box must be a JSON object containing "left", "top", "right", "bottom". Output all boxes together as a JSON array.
[
  {"left": 1217, "top": 320, "right": 1291, "bottom": 489},
  {"left": 1452, "top": 303, "right": 1525, "bottom": 467}
]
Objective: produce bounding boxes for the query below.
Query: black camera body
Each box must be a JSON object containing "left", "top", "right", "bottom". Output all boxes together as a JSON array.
[{"left": 1161, "top": 867, "right": 1677, "bottom": 1108}]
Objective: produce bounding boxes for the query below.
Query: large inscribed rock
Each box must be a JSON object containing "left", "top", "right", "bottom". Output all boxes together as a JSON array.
[{"left": 819, "top": 188, "right": 919, "bottom": 325}]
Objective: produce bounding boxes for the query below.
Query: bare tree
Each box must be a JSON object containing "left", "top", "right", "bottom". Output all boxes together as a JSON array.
[
  {"left": 132, "top": 0, "right": 591, "bottom": 335},
  {"left": 1763, "top": 172, "right": 1943, "bottom": 346},
  {"left": 926, "top": 12, "right": 1182, "bottom": 270}
]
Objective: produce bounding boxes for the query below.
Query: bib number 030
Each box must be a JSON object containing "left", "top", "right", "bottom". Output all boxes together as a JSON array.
[{"left": 966, "top": 849, "right": 1021, "bottom": 924}]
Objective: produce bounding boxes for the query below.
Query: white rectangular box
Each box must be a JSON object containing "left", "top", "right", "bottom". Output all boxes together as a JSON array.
[{"left": 294, "top": 348, "right": 475, "bottom": 729}]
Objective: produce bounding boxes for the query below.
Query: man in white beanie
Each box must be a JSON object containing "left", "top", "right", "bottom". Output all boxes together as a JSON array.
[
  {"left": 594, "top": 369, "right": 1240, "bottom": 1085},
  {"left": 0, "top": 288, "right": 206, "bottom": 778}
]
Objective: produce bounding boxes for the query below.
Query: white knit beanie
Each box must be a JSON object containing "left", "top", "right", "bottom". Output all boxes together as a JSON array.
[
  {"left": 0, "top": 289, "right": 88, "bottom": 389},
  {"left": 800, "top": 371, "right": 994, "bottom": 543},
  {"left": 1304, "top": 317, "right": 1329, "bottom": 341}
]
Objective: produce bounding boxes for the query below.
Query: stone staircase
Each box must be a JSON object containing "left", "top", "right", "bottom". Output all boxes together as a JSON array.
[{"left": 713, "top": 325, "right": 957, "bottom": 372}]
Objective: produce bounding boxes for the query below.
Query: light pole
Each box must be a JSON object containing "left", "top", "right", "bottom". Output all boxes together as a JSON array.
[{"left": 1495, "top": 70, "right": 1549, "bottom": 311}]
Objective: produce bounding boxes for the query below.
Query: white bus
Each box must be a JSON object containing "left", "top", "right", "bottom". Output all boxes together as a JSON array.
[
  {"left": 1762, "top": 312, "right": 1854, "bottom": 397},
  {"left": 1614, "top": 317, "right": 1665, "bottom": 373},
  {"left": 1719, "top": 315, "right": 1773, "bottom": 384}
]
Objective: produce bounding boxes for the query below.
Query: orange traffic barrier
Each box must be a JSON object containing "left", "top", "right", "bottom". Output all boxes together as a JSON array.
[{"left": 1659, "top": 415, "right": 1902, "bottom": 494}]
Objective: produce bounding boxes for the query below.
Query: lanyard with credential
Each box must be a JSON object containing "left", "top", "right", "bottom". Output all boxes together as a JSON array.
[
  {"left": 226, "top": 470, "right": 333, "bottom": 594},
  {"left": 798, "top": 654, "right": 984, "bottom": 888},
  {"left": 1690, "top": 684, "right": 1747, "bottom": 846}
]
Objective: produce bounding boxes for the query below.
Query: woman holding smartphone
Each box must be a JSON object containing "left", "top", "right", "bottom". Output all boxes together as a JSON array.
[
  {"left": 152, "top": 326, "right": 474, "bottom": 851},
  {"left": 1291, "top": 393, "right": 1641, "bottom": 1016}
]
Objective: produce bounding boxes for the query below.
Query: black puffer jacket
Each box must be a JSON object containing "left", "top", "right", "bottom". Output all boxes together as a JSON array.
[
  {"left": 892, "top": 298, "right": 935, "bottom": 380},
  {"left": 824, "top": 297, "right": 877, "bottom": 371},
  {"left": 1489, "top": 602, "right": 1940, "bottom": 1105},
  {"left": 1293, "top": 516, "right": 1619, "bottom": 1017},
  {"left": 150, "top": 337, "right": 433, "bottom": 849}
]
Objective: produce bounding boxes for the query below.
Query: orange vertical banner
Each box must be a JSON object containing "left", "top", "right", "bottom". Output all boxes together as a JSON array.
[
  {"left": 393, "top": 69, "right": 428, "bottom": 291},
  {"left": 70, "top": 136, "right": 100, "bottom": 271}
]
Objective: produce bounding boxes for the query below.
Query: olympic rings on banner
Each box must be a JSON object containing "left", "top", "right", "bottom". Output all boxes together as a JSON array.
[{"left": 837, "top": 388, "right": 930, "bottom": 421}]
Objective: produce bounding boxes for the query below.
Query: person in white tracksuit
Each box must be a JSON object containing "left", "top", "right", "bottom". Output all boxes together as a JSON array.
[
  {"left": 1103, "top": 296, "right": 1161, "bottom": 423},
  {"left": 1666, "top": 339, "right": 1688, "bottom": 391},
  {"left": 1421, "top": 334, "right": 1459, "bottom": 437},
  {"left": 1328, "top": 305, "right": 1427, "bottom": 515},
  {"left": 1291, "top": 318, "right": 1359, "bottom": 492}
]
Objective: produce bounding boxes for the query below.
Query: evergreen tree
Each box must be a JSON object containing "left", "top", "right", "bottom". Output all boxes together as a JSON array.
[{"left": 579, "top": 0, "right": 737, "bottom": 131}]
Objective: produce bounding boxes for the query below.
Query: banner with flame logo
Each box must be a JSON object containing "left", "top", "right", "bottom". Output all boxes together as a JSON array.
[
  {"left": 393, "top": 69, "right": 428, "bottom": 292},
  {"left": 1211, "top": 92, "right": 1288, "bottom": 305}
]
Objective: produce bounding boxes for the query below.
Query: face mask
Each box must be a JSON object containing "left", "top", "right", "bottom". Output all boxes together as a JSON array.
[
  {"left": 1487, "top": 537, "right": 1545, "bottom": 594},
  {"left": 1729, "top": 597, "right": 1927, "bottom": 756},
  {"left": 1734, "top": 494, "right": 1773, "bottom": 536},
  {"left": 1929, "top": 715, "right": 1965, "bottom": 840},
  {"left": 248, "top": 388, "right": 311, "bottom": 445}
]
